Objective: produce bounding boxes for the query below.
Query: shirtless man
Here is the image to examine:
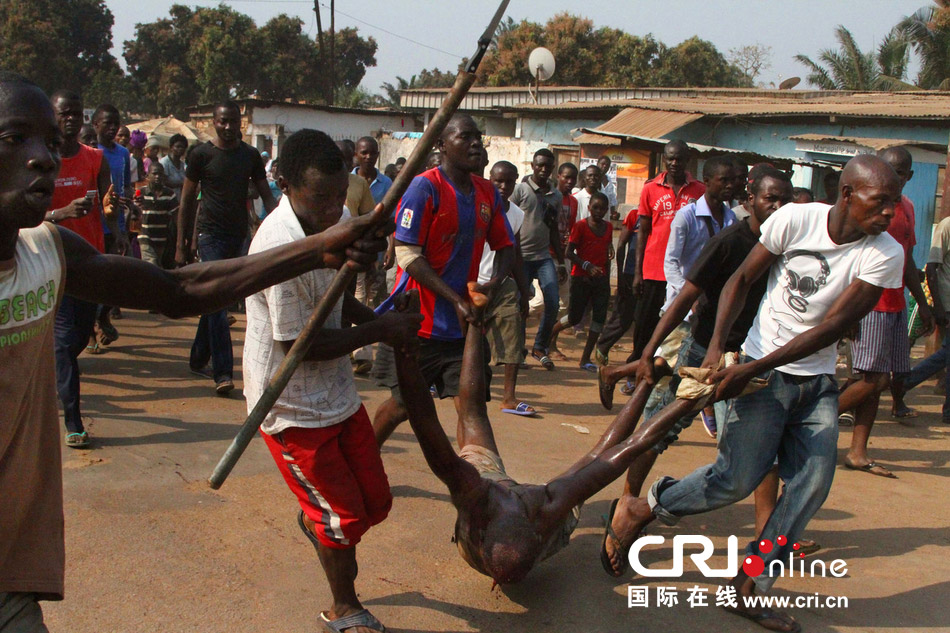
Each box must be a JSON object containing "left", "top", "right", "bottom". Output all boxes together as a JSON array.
[{"left": 389, "top": 287, "right": 704, "bottom": 583}]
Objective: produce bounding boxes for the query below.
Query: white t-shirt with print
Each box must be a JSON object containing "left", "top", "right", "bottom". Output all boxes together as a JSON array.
[
  {"left": 478, "top": 201, "right": 524, "bottom": 284},
  {"left": 243, "top": 197, "right": 361, "bottom": 435},
  {"left": 743, "top": 202, "right": 903, "bottom": 376}
]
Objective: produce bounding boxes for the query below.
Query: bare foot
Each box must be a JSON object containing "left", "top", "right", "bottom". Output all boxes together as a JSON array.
[
  {"left": 549, "top": 348, "right": 568, "bottom": 361},
  {"left": 603, "top": 494, "right": 654, "bottom": 576}
]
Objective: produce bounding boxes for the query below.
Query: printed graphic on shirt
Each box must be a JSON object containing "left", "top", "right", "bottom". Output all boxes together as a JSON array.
[
  {"left": 401, "top": 208, "right": 414, "bottom": 229},
  {"left": 0, "top": 279, "right": 57, "bottom": 328},
  {"left": 778, "top": 250, "right": 830, "bottom": 326}
]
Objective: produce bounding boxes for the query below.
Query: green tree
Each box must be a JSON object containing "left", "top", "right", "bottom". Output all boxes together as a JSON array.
[
  {"left": 329, "top": 27, "right": 378, "bottom": 93},
  {"left": 0, "top": 0, "right": 117, "bottom": 96},
  {"left": 255, "top": 15, "right": 320, "bottom": 101},
  {"left": 654, "top": 37, "right": 753, "bottom": 88},
  {"left": 796, "top": 25, "right": 914, "bottom": 90},
  {"left": 473, "top": 13, "right": 747, "bottom": 88},
  {"left": 897, "top": 2, "right": 950, "bottom": 89}
]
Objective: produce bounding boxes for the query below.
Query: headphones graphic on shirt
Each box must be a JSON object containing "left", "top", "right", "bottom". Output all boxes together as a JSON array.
[{"left": 782, "top": 250, "right": 830, "bottom": 317}]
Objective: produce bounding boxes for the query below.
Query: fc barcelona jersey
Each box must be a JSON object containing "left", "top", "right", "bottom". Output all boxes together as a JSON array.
[{"left": 377, "top": 167, "right": 513, "bottom": 340}]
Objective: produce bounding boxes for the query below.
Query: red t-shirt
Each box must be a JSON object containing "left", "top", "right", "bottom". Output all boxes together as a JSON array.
[
  {"left": 50, "top": 144, "right": 105, "bottom": 253},
  {"left": 638, "top": 172, "right": 705, "bottom": 281},
  {"left": 569, "top": 219, "right": 613, "bottom": 277},
  {"left": 875, "top": 195, "right": 915, "bottom": 312}
]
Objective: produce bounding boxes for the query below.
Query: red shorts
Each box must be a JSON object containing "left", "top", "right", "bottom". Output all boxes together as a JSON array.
[{"left": 260, "top": 405, "right": 392, "bottom": 549}]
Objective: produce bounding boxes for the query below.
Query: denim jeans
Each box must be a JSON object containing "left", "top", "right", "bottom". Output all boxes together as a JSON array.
[
  {"left": 904, "top": 334, "right": 950, "bottom": 416},
  {"left": 523, "top": 257, "right": 560, "bottom": 351},
  {"left": 650, "top": 364, "right": 840, "bottom": 593},
  {"left": 54, "top": 295, "right": 99, "bottom": 434},
  {"left": 190, "top": 232, "right": 245, "bottom": 382}
]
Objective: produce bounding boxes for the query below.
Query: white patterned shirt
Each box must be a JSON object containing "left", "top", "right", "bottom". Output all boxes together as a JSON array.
[{"left": 243, "top": 197, "right": 360, "bottom": 434}]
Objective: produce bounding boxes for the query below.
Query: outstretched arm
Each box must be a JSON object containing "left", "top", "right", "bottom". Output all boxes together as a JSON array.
[
  {"left": 60, "top": 206, "right": 391, "bottom": 318},
  {"left": 391, "top": 323, "right": 480, "bottom": 497},
  {"left": 543, "top": 382, "right": 697, "bottom": 519}
]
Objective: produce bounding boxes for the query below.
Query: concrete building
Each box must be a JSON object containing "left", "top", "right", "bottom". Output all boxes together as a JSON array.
[{"left": 186, "top": 98, "right": 421, "bottom": 160}]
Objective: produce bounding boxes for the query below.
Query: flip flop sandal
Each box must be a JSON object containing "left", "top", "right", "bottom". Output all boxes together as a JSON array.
[
  {"left": 502, "top": 402, "right": 537, "bottom": 416},
  {"left": 721, "top": 604, "right": 801, "bottom": 633},
  {"left": 797, "top": 539, "right": 821, "bottom": 556},
  {"left": 85, "top": 342, "right": 104, "bottom": 355},
  {"left": 893, "top": 406, "right": 918, "bottom": 419},
  {"left": 600, "top": 499, "right": 629, "bottom": 577},
  {"left": 580, "top": 362, "right": 598, "bottom": 373},
  {"left": 65, "top": 431, "right": 90, "bottom": 448},
  {"left": 844, "top": 460, "right": 897, "bottom": 478},
  {"left": 593, "top": 347, "right": 608, "bottom": 367},
  {"left": 598, "top": 366, "right": 615, "bottom": 411},
  {"left": 700, "top": 410, "right": 718, "bottom": 438},
  {"left": 319, "top": 609, "right": 387, "bottom": 633},
  {"left": 620, "top": 380, "right": 636, "bottom": 396}
]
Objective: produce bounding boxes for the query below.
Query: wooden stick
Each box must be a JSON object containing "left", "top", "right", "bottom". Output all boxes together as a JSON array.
[{"left": 208, "top": 6, "right": 506, "bottom": 489}]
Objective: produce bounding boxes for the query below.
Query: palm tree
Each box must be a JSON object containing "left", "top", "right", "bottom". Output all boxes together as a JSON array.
[
  {"left": 380, "top": 76, "right": 414, "bottom": 108},
  {"left": 897, "top": 2, "right": 950, "bottom": 89},
  {"left": 796, "top": 25, "right": 914, "bottom": 90}
]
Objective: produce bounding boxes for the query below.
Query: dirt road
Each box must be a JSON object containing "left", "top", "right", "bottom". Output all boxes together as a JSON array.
[{"left": 45, "top": 311, "right": 950, "bottom": 633}]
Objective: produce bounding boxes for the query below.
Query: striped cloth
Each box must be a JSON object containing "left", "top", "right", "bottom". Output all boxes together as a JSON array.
[{"left": 851, "top": 310, "right": 911, "bottom": 373}]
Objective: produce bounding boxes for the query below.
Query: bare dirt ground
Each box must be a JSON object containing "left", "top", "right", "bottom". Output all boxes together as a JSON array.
[{"left": 45, "top": 310, "right": 950, "bottom": 633}]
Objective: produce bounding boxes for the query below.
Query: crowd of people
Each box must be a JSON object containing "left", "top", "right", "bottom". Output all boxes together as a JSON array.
[{"left": 2, "top": 69, "right": 946, "bottom": 633}]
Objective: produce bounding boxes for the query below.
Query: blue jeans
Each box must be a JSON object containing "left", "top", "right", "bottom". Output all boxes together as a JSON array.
[
  {"left": 904, "top": 334, "right": 950, "bottom": 416},
  {"left": 54, "top": 295, "right": 99, "bottom": 434},
  {"left": 523, "top": 258, "right": 560, "bottom": 351},
  {"left": 650, "top": 364, "right": 840, "bottom": 593},
  {"left": 190, "top": 233, "right": 244, "bottom": 382}
]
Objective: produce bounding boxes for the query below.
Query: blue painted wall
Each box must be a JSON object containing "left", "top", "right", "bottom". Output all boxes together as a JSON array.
[{"left": 672, "top": 118, "right": 945, "bottom": 260}]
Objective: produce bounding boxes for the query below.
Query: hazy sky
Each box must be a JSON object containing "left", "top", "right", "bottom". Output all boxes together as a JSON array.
[{"left": 107, "top": 0, "right": 930, "bottom": 92}]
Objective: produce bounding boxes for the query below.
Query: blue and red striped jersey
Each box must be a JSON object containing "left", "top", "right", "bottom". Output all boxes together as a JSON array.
[{"left": 377, "top": 167, "right": 513, "bottom": 340}]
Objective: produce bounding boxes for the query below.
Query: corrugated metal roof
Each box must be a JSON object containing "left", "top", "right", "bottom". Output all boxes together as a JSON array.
[
  {"left": 789, "top": 133, "right": 947, "bottom": 152},
  {"left": 594, "top": 109, "right": 702, "bottom": 138},
  {"left": 502, "top": 92, "right": 950, "bottom": 119},
  {"left": 574, "top": 128, "right": 825, "bottom": 167},
  {"left": 573, "top": 132, "right": 621, "bottom": 145}
]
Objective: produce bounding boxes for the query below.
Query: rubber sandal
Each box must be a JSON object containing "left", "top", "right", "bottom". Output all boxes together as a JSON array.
[
  {"left": 598, "top": 366, "right": 616, "bottom": 411},
  {"left": 65, "top": 431, "right": 90, "bottom": 448},
  {"left": 502, "top": 402, "right": 537, "bottom": 416},
  {"left": 85, "top": 342, "right": 104, "bottom": 355},
  {"left": 593, "top": 347, "right": 608, "bottom": 367},
  {"left": 620, "top": 380, "right": 636, "bottom": 396},
  {"left": 319, "top": 609, "right": 387, "bottom": 633},
  {"left": 892, "top": 405, "right": 917, "bottom": 419},
  {"left": 700, "top": 409, "right": 717, "bottom": 438},
  {"left": 796, "top": 539, "right": 821, "bottom": 556},
  {"left": 531, "top": 350, "right": 555, "bottom": 370},
  {"left": 600, "top": 499, "right": 629, "bottom": 577},
  {"left": 844, "top": 460, "right": 897, "bottom": 478},
  {"left": 580, "top": 362, "right": 598, "bottom": 373}
]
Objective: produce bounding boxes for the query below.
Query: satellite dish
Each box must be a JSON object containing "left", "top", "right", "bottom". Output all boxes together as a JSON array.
[
  {"left": 528, "top": 47, "right": 556, "bottom": 82},
  {"left": 778, "top": 76, "right": 801, "bottom": 90}
]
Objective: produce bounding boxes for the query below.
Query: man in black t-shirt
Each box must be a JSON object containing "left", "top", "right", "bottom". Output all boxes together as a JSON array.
[
  {"left": 176, "top": 101, "right": 277, "bottom": 394},
  {"left": 598, "top": 167, "right": 794, "bottom": 577}
]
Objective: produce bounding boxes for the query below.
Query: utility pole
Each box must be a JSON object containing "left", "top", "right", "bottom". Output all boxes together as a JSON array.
[
  {"left": 313, "top": 1, "right": 332, "bottom": 105},
  {"left": 328, "top": 0, "right": 336, "bottom": 106}
]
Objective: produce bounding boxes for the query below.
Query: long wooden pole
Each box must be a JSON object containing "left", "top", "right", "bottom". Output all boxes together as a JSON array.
[{"left": 208, "top": 1, "right": 509, "bottom": 489}]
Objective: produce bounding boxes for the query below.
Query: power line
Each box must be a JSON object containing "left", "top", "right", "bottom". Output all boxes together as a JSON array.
[{"left": 219, "top": 0, "right": 465, "bottom": 59}]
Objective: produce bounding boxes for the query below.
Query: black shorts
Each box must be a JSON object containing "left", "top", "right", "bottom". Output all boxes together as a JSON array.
[
  {"left": 374, "top": 336, "right": 491, "bottom": 404},
  {"left": 568, "top": 275, "right": 610, "bottom": 326}
]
